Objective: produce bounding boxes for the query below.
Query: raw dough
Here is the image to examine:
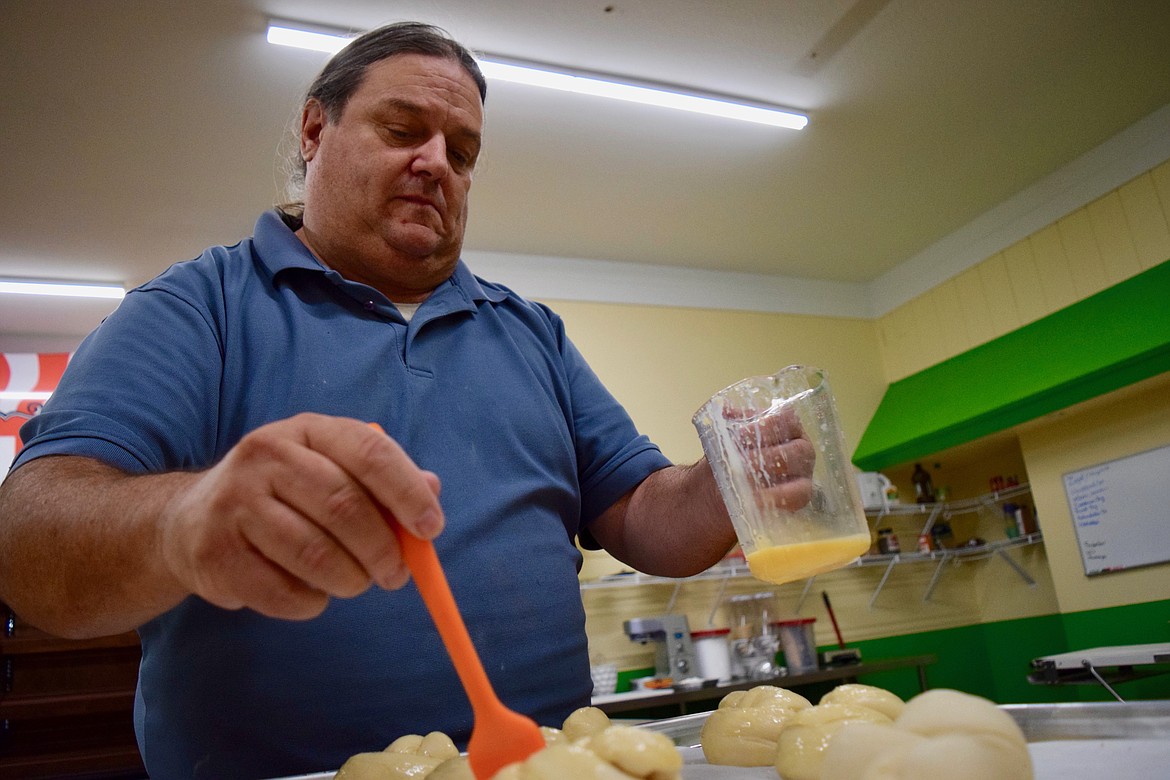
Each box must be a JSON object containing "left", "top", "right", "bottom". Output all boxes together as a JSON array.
[
  {"left": 386, "top": 731, "right": 460, "bottom": 761},
  {"left": 492, "top": 743, "right": 637, "bottom": 779},
  {"left": 333, "top": 751, "right": 444, "bottom": 779},
  {"left": 818, "top": 722, "right": 925, "bottom": 779},
  {"left": 773, "top": 702, "right": 893, "bottom": 780},
  {"left": 720, "top": 685, "right": 812, "bottom": 712},
  {"left": 819, "top": 683, "right": 905, "bottom": 720},
  {"left": 581, "top": 725, "right": 682, "bottom": 779},
  {"left": 894, "top": 689, "right": 1026, "bottom": 744},
  {"left": 335, "top": 700, "right": 682, "bottom": 780},
  {"left": 562, "top": 705, "right": 613, "bottom": 743},
  {"left": 493, "top": 725, "right": 681, "bottom": 779},
  {"left": 538, "top": 725, "right": 567, "bottom": 746},
  {"left": 427, "top": 755, "right": 473, "bottom": 780},
  {"left": 699, "top": 685, "right": 812, "bottom": 766},
  {"left": 821, "top": 689, "right": 1033, "bottom": 780}
]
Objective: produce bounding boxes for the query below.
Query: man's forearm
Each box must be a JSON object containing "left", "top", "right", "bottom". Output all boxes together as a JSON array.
[
  {"left": 608, "top": 461, "right": 738, "bottom": 578},
  {"left": 0, "top": 456, "right": 191, "bottom": 639}
]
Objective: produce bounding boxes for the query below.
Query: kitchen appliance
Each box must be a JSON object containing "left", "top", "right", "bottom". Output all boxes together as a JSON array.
[
  {"left": 623, "top": 615, "right": 699, "bottom": 682},
  {"left": 725, "top": 591, "right": 782, "bottom": 679},
  {"left": 856, "top": 471, "right": 895, "bottom": 510}
]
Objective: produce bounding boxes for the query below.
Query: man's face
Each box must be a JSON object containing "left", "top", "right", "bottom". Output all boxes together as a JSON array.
[{"left": 298, "top": 53, "right": 484, "bottom": 301}]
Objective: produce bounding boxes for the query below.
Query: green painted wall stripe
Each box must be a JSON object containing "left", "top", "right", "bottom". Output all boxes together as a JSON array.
[
  {"left": 848, "top": 598, "right": 1170, "bottom": 704},
  {"left": 854, "top": 259, "right": 1170, "bottom": 471}
]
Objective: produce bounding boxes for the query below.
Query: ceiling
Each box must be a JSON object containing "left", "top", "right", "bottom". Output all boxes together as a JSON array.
[{"left": 3, "top": 0, "right": 1170, "bottom": 346}]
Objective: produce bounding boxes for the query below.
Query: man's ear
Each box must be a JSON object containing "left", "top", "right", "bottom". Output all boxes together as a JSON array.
[{"left": 300, "top": 99, "right": 326, "bottom": 163}]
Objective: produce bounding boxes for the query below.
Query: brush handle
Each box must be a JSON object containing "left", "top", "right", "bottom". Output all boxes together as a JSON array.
[
  {"left": 822, "top": 591, "right": 846, "bottom": 649},
  {"left": 390, "top": 525, "right": 498, "bottom": 715},
  {"left": 366, "top": 423, "right": 497, "bottom": 714}
]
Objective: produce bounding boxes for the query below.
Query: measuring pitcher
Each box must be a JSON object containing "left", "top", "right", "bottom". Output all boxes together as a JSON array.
[{"left": 693, "top": 366, "right": 869, "bottom": 585}]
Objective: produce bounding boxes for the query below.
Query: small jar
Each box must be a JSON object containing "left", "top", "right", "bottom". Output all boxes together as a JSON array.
[
  {"left": 931, "top": 521, "right": 954, "bottom": 548},
  {"left": 877, "top": 528, "right": 900, "bottom": 554},
  {"left": 691, "top": 628, "right": 733, "bottom": 682}
]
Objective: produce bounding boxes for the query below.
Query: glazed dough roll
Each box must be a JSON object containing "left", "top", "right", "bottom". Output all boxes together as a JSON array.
[
  {"left": 819, "top": 683, "right": 905, "bottom": 720},
  {"left": 333, "top": 751, "right": 444, "bottom": 779},
  {"left": 773, "top": 702, "right": 893, "bottom": 780},
  {"left": 821, "top": 688, "right": 1033, "bottom": 780},
  {"left": 562, "top": 705, "right": 613, "bottom": 743},
  {"left": 700, "top": 685, "right": 813, "bottom": 766}
]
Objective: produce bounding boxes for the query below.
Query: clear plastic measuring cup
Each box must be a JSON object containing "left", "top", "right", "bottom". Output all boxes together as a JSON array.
[{"left": 693, "top": 365, "right": 869, "bottom": 585}]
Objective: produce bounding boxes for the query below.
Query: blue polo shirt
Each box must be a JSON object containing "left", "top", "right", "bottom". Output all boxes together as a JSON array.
[{"left": 14, "top": 211, "right": 671, "bottom": 779}]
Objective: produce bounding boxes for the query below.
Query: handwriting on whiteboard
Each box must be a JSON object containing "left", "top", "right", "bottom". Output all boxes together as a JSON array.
[{"left": 1063, "top": 445, "right": 1170, "bottom": 577}]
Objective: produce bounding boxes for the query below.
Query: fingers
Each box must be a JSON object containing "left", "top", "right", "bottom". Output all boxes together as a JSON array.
[
  {"left": 762, "top": 477, "right": 816, "bottom": 512},
  {"left": 207, "top": 542, "right": 332, "bottom": 620},
  {"left": 749, "top": 437, "right": 816, "bottom": 480},
  {"left": 733, "top": 406, "right": 807, "bottom": 449},
  {"left": 729, "top": 409, "right": 817, "bottom": 513},
  {"left": 159, "top": 414, "right": 443, "bottom": 620},
  {"left": 304, "top": 418, "right": 444, "bottom": 541},
  {"left": 238, "top": 427, "right": 406, "bottom": 592}
]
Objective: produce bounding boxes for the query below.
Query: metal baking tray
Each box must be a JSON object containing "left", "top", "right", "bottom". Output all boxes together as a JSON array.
[
  {"left": 645, "top": 699, "right": 1170, "bottom": 746},
  {"left": 275, "top": 700, "right": 1170, "bottom": 780}
]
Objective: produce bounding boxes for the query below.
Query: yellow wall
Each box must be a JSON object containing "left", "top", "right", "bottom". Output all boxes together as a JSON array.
[
  {"left": 552, "top": 157, "right": 1170, "bottom": 673},
  {"left": 548, "top": 303, "right": 886, "bottom": 464},
  {"left": 1017, "top": 372, "right": 1170, "bottom": 614},
  {"left": 878, "top": 159, "right": 1170, "bottom": 382}
]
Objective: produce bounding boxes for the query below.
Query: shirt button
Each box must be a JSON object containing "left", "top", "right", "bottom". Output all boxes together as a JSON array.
[{"left": 364, "top": 301, "right": 375, "bottom": 311}]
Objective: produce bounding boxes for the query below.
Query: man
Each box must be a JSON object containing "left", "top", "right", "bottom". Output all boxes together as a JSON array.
[{"left": 0, "top": 22, "right": 811, "bottom": 778}]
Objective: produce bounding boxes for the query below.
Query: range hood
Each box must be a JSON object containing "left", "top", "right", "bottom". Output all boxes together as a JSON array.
[{"left": 853, "top": 258, "right": 1170, "bottom": 472}]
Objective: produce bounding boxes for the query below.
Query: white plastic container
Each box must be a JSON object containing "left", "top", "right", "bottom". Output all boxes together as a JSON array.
[{"left": 691, "top": 627, "right": 733, "bottom": 681}]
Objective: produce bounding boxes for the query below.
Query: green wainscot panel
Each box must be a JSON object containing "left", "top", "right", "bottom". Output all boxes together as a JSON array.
[{"left": 848, "top": 599, "right": 1170, "bottom": 704}]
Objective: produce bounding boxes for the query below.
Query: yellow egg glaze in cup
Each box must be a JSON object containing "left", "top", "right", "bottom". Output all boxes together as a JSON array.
[{"left": 693, "top": 366, "right": 870, "bottom": 585}]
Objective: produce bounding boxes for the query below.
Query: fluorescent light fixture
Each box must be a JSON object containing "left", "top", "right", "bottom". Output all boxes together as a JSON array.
[
  {"left": 266, "top": 21, "right": 353, "bottom": 54},
  {"left": 265, "top": 20, "right": 808, "bottom": 129},
  {"left": 478, "top": 59, "right": 807, "bottom": 129},
  {"left": 0, "top": 279, "right": 126, "bottom": 300},
  {"left": 0, "top": 391, "right": 52, "bottom": 401}
]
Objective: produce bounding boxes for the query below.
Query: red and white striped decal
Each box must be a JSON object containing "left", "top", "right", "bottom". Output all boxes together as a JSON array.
[{"left": 1, "top": 352, "right": 72, "bottom": 477}]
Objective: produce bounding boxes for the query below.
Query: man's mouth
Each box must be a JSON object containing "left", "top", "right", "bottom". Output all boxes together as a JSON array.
[{"left": 398, "top": 195, "right": 439, "bottom": 212}]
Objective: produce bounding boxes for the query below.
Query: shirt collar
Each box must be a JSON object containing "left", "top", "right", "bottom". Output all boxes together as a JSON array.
[{"left": 251, "top": 209, "right": 507, "bottom": 307}]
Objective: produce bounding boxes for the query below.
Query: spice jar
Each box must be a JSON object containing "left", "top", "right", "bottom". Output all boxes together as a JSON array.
[{"left": 876, "top": 528, "right": 901, "bottom": 554}]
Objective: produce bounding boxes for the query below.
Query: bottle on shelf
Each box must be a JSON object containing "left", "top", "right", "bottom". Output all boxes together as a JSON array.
[
  {"left": 876, "top": 528, "right": 901, "bottom": 554},
  {"left": 911, "top": 463, "right": 935, "bottom": 503}
]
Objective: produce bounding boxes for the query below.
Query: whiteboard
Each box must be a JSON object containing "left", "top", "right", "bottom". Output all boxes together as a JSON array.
[{"left": 1063, "top": 443, "right": 1170, "bottom": 576}]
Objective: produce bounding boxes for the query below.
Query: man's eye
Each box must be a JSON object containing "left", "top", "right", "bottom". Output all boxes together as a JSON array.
[{"left": 382, "top": 125, "right": 413, "bottom": 141}]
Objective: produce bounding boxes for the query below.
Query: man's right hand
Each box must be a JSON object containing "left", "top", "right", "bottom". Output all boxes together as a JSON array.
[{"left": 158, "top": 413, "right": 444, "bottom": 620}]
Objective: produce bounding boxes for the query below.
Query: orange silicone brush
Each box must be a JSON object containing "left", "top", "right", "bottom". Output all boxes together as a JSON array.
[{"left": 369, "top": 424, "right": 545, "bottom": 778}]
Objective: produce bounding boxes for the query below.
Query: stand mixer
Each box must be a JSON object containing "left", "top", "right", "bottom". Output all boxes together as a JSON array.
[{"left": 623, "top": 615, "right": 699, "bottom": 682}]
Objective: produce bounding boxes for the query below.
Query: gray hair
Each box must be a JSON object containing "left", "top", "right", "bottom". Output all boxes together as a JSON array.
[{"left": 276, "top": 22, "right": 487, "bottom": 224}]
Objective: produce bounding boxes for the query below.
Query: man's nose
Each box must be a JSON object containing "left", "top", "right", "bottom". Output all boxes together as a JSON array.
[{"left": 411, "top": 134, "right": 450, "bottom": 179}]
